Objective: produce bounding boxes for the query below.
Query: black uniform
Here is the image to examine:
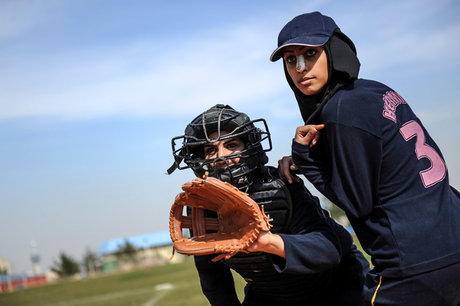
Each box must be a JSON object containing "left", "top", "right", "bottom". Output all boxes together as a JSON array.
[
  {"left": 271, "top": 11, "right": 460, "bottom": 306},
  {"left": 194, "top": 166, "right": 369, "bottom": 306},
  {"left": 292, "top": 79, "right": 460, "bottom": 305}
]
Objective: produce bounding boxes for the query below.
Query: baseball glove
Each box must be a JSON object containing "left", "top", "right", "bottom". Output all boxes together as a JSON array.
[{"left": 169, "top": 176, "right": 271, "bottom": 262}]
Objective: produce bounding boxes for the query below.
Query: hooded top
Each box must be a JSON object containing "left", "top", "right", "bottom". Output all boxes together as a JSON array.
[
  {"left": 287, "top": 31, "right": 360, "bottom": 124},
  {"left": 282, "top": 13, "right": 460, "bottom": 278},
  {"left": 270, "top": 12, "right": 360, "bottom": 124}
]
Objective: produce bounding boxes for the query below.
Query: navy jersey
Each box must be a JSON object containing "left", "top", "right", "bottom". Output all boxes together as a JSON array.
[
  {"left": 292, "top": 78, "right": 460, "bottom": 277},
  {"left": 194, "top": 167, "right": 368, "bottom": 305}
]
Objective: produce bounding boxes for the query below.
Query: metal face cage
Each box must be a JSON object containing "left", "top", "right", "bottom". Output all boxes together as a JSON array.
[{"left": 171, "top": 117, "right": 272, "bottom": 174}]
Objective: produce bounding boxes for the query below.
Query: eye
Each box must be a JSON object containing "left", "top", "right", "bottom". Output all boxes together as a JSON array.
[
  {"left": 204, "top": 146, "right": 217, "bottom": 156},
  {"left": 305, "top": 48, "right": 318, "bottom": 57},
  {"left": 284, "top": 55, "right": 296, "bottom": 64},
  {"left": 226, "top": 141, "right": 241, "bottom": 150}
]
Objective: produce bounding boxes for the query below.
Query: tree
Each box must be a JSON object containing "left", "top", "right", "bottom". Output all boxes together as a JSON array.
[
  {"left": 51, "top": 252, "right": 80, "bottom": 277},
  {"left": 115, "top": 240, "right": 138, "bottom": 263},
  {"left": 82, "top": 248, "right": 101, "bottom": 274}
]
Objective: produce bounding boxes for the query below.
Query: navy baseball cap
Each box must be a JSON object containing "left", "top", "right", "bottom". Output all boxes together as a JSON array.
[{"left": 270, "top": 12, "right": 339, "bottom": 62}]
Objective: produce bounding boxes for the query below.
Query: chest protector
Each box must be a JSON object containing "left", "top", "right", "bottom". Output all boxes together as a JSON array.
[
  {"left": 247, "top": 167, "right": 293, "bottom": 234},
  {"left": 220, "top": 167, "right": 328, "bottom": 297}
]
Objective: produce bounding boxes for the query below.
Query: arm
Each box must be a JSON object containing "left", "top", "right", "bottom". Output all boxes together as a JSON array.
[
  {"left": 248, "top": 181, "right": 345, "bottom": 274},
  {"left": 194, "top": 255, "right": 241, "bottom": 306},
  {"left": 273, "top": 181, "right": 343, "bottom": 274},
  {"left": 278, "top": 124, "right": 325, "bottom": 184},
  {"left": 292, "top": 122, "right": 382, "bottom": 218}
]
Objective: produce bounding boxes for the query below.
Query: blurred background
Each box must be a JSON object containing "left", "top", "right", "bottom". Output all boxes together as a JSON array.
[{"left": 1, "top": 0, "right": 459, "bottom": 288}]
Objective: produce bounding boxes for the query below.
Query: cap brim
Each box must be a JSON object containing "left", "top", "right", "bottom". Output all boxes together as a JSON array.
[{"left": 269, "top": 37, "right": 329, "bottom": 62}]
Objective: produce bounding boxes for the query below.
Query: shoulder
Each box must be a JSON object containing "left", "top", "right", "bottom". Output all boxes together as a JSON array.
[
  {"left": 327, "top": 79, "right": 393, "bottom": 111},
  {"left": 343, "top": 79, "right": 393, "bottom": 96},
  {"left": 265, "top": 165, "right": 281, "bottom": 179},
  {"left": 322, "top": 79, "right": 396, "bottom": 136},
  {"left": 253, "top": 166, "right": 285, "bottom": 189}
]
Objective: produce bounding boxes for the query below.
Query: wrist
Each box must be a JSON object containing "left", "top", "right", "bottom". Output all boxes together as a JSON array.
[{"left": 264, "top": 233, "right": 285, "bottom": 258}]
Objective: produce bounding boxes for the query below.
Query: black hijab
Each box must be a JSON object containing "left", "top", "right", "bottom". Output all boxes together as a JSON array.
[{"left": 283, "top": 29, "right": 360, "bottom": 124}]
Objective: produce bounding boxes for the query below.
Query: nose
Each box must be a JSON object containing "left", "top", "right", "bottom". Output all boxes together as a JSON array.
[
  {"left": 214, "top": 157, "right": 227, "bottom": 169},
  {"left": 216, "top": 146, "right": 226, "bottom": 158},
  {"left": 296, "top": 54, "right": 306, "bottom": 72},
  {"left": 213, "top": 146, "right": 231, "bottom": 167}
]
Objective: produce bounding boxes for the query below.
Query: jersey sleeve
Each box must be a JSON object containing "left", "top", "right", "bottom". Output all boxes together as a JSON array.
[
  {"left": 270, "top": 181, "right": 350, "bottom": 274},
  {"left": 194, "top": 255, "right": 242, "bottom": 306},
  {"left": 292, "top": 122, "right": 382, "bottom": 219}
]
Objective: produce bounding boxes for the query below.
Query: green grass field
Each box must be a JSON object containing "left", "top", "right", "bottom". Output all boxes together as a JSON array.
[
  {"left": 0, "top": 258, "right": 246, "bottom": 306},
  {"left": 0, "top": 235, "right": 369, "bottom": 306}
]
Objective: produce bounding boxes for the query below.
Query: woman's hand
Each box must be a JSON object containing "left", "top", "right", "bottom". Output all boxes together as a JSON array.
[
  {"left": 246, "top": 231, "right": 286, "bottom": 258},
  {"left": 294, "top": 124, "right": 325, "bottom": 147},
  {"left": 278, "top": 156, "right": 301, "bottom": 184}
]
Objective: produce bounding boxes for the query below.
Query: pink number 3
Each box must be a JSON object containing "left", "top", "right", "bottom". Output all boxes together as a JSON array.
[{"left": 400, "top": 120, "right": 446, "bottom": 188}]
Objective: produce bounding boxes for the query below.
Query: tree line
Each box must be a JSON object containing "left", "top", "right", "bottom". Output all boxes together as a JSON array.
[{"left": 51, "top": 240, "right": 138, "bottom": 277}]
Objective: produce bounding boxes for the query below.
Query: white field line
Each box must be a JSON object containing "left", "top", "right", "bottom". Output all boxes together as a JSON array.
[
  {"left": 142, "top": 290, "right": 167, "bottom": 306},
  {"left": 143, "top": 283, "right": 174, "bottom": 306}
]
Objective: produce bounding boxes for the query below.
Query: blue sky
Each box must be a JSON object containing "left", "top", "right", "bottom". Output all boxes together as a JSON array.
[{"left": 1, "top": 0, "right": 459, "bottom": 275}]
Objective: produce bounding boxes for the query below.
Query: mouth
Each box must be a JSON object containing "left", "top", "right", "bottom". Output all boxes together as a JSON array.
[
  {"left": 299, "top": 77, "right": 314, "bottom": 86},
  {"left": 211, "top": 160, "right": 235, "bottom": 169}
]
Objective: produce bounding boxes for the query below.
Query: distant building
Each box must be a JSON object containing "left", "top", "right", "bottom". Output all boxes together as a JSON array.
[
  {"left": 0, "top": 258, "right": 11, "bottom": 275},
  {"left": 0, "top": 257, "right": 48, "bottom": 293},
  {"left": 0, "top": 274, "right": 47, "bottom": 293},
  {"left": 98, "top": 230, "right": 184, "bottom": 273}
]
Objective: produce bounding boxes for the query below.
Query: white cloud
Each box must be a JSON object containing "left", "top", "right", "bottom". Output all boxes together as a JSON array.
[
  {"left": 1, "top": 0, "right": 459, "bottom": 122},
  {"left": 0, "top": 14, "right": 287, "bottom": 120}
]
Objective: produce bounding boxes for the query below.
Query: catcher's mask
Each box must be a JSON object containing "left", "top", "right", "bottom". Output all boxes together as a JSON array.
[{"left": 167, "top": 104, "right": 272, "bottom": 190}]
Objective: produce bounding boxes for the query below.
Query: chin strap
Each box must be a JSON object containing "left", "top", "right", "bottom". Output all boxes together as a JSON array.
[{"left": 166, "top": 155, "right": 183, "bottom": 175}]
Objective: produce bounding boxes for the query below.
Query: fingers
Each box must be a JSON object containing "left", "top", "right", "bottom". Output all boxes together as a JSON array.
[
  {"left": 315, "top": 124, "right": 326, "bottom": 131},
  {"left": 278, "top": 156, "right": 301, "bottom": 184},
  {"left": 294, "top": 124, "right": 325, "bottom": 147},
  {"left": 311, "top": 132, "right": 320, "bottom": 147},
  {"left": 312, "top": 124, "right": 325, "bottom": 147}
]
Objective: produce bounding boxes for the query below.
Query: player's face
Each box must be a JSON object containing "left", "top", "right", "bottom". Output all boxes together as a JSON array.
[
  {"left": 204, "top": 131, "right": 244, "bottom": 169},
  {"left": 283, "top": 46, "right": 328, "bottom": 96}
]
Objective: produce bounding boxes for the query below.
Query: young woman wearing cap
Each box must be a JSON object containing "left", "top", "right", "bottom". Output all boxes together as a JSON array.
[{"left": 272, "top": 11, "right": 460, "bottom": 305}]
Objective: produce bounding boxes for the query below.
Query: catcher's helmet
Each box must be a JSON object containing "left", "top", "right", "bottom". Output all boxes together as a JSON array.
[{"left": 168, "top": 104, "right": 272, "bottom": 190}]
